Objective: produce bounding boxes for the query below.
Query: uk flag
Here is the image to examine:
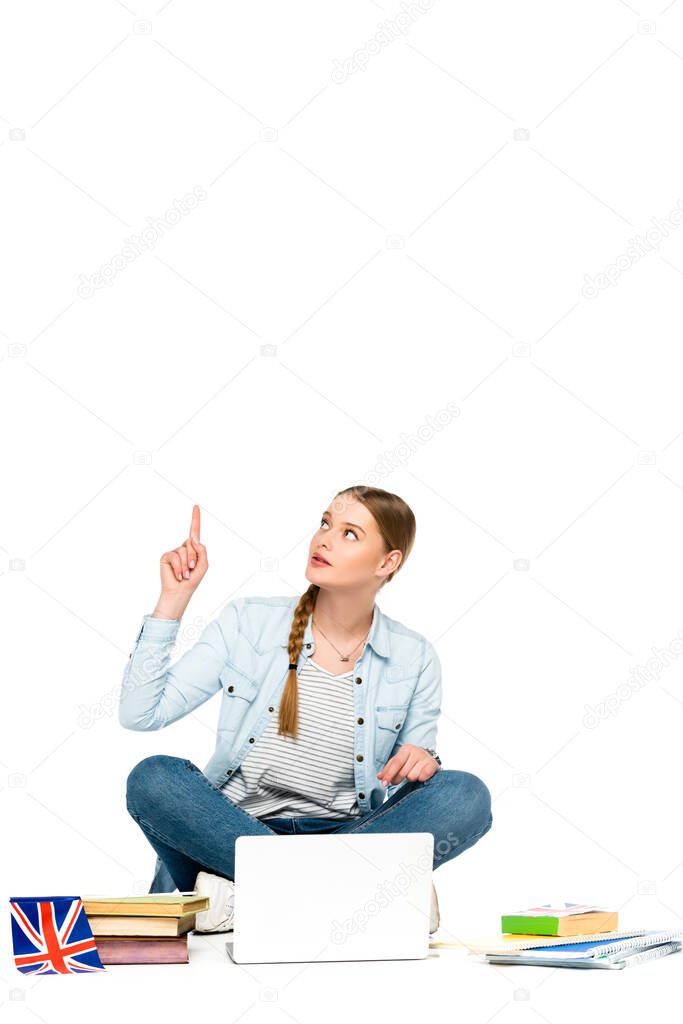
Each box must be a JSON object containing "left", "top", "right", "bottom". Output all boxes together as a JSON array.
[{"left": 9, "top": 896, "right": 105, "bottom": 974}]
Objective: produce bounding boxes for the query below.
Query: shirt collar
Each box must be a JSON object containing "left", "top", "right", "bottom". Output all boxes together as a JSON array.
[{"left": 301, "top": 598, "right": 390, "bottom": 659}]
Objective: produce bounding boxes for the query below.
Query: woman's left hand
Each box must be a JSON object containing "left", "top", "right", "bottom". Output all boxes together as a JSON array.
[{"left": 377, "top": 744, "right": 440, "bottom": 787}]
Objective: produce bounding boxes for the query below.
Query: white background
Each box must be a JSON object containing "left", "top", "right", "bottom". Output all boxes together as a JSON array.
[{"left": 2, "top": 0, "right": 682, "bottom": 1019}]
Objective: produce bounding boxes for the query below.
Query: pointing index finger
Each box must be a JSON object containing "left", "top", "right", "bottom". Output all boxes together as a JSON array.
[{"left": 190, "top": 504, "right": 201, "bottom": 542}]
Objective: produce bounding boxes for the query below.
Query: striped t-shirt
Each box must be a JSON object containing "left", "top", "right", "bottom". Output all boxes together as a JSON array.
[{"left": 219, "top": 657, "right": 361, "bottom": 819}]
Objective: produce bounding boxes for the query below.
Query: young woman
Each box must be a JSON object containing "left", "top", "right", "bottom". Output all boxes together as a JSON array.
[{"left": 121, "top": 485, "right": 493, "bottom": 935}]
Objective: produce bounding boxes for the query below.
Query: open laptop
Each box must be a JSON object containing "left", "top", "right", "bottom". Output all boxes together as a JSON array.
[{"left": 225, "top": 832, "right": 434, "bottom": 963}]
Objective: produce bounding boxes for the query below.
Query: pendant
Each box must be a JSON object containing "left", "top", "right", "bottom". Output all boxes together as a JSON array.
[{"left": 339, "top": 656, "right": 349, "bottom": 662}]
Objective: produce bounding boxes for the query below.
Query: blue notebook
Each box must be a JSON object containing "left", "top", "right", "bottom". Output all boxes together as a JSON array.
[
  {"left": 516, "top": 929, "right": 679, "bottom": 958},
  {"left": 484, "top": 929, "right": 683, "bottom": 969}
]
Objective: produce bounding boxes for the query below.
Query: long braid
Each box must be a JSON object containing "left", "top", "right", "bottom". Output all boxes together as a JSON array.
[{"left": 278, "top": 583, "right": 319, "bottom": 739}]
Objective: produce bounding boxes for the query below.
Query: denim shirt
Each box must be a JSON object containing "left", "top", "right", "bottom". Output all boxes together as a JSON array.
[{"left": 119, "top": 593, "right": 442, "bottom": 892}]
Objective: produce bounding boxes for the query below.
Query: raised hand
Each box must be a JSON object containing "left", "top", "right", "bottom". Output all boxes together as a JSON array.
[{"left": 158, "top": 504, "right": 209, "bottom": 604}]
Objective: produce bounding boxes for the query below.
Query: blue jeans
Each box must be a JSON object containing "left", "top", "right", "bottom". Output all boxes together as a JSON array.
[{"left": 125, "top": 754, "right": 493, "bottom": 893}]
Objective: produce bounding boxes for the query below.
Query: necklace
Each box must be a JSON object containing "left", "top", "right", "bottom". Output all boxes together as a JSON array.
[{"left": 312, "top": 615, "right": 371, "bottom": 662}]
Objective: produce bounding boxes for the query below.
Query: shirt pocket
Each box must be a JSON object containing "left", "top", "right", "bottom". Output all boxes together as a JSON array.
[
  {"left": 219, "top": 665, "right": 258, "bottom": 704},
  {"left": 379, "top": 666, "right": 416, "bottom": 708},
  {"left": 374, "top": 704, "right": 409, "bottom": 764},
  {"left": 386, "top": 664, "right": 413, "bottom": 683}
]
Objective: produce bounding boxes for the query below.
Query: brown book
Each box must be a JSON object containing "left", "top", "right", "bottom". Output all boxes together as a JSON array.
[
  {"left": 81, "top": 893, "right": 209, "bottom": 917},
  {"left": 555, "top": 911, "right": 618, "bottom": 936},
  {"left": 95, "top": 935, "right": 189, "bottom": 965},
  {"left": 88, "top": 913, "right": 196, "bottom": 937}
]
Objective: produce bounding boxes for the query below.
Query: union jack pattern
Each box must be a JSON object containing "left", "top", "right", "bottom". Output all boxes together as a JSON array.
[
  {"left": 522, "top": 903, "right": 607, "bottom": 917},
  {"left": 9, "top": 896, "right": 105, "bottom": 974}
]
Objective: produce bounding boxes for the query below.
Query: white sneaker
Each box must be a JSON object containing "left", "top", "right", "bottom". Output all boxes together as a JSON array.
[
  {"left": 193, "top": 871, "right": 235, "bottom": 933},
  {"left": 429, "top": 881, "right": 440, "bottom": 934}
]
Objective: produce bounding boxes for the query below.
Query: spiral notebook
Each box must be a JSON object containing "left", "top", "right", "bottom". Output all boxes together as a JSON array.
[
  {"left": 482, "top": 929, "right": 683, "bottom": 969},
  {"left": 438, "top": 926, "right": 658, "bottom": 954}
]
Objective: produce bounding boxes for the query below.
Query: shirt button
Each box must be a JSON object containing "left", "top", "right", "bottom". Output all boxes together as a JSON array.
[
  {"left": 227, "top": 769, "right": 233, "bottom": 775},
  {"left": 355, "top": 677, "right": 362, "bottom": 684},
  {"left": 249, "top": 737, "right": 255, "bottom": 743},
  {"left": 306, "top": 643, "right": 312, "bottom": 648},
  {"left": 356, "top": 754, "right": 363, "bottom": 762},
  {"left": 359, "top": 792, "right": 365, "bottom": 799},
  {"left": 268, "top": 706, "right": 274, "bottom": 712},
  {"left": 227, "top": 685, "right": 234, "bottom": 692},
  {"left": 357, "top": 717, "right": 364, "bottom": 725}
]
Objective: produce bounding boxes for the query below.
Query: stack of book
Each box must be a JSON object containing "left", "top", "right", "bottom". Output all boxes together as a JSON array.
[
  {"left": 501, "top": 902, "right": 619, "bottom": 937},
  {"left": 80, "top": 893, "right": 210, "bottom": 965},
  {"left": 453, "top": 903, "right": 683, "bottom": 970}
]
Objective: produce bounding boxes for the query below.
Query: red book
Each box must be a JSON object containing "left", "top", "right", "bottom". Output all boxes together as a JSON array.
[{"left": 95, "top": 935, "right": 189, "bottom": 965}]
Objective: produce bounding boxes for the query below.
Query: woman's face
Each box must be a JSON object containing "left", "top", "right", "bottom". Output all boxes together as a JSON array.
[{"left": 305, "top": 494, "right": 401, "bottom": 590}]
